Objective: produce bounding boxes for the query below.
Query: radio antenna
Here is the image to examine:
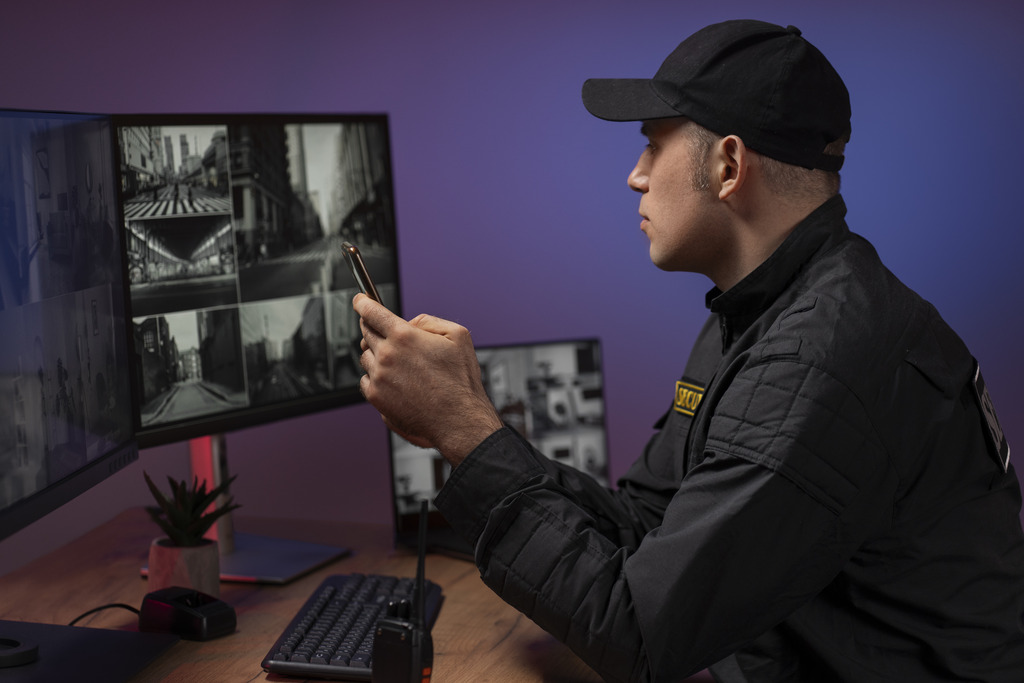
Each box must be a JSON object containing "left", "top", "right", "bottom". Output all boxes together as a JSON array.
[{"left": 414, "top": 498, "right": 428, "bottom": 628}]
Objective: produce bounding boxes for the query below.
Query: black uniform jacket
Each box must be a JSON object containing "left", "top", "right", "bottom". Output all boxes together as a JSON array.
[{"left": 435, "top": 195, "right": 1024, "bottom": 682}]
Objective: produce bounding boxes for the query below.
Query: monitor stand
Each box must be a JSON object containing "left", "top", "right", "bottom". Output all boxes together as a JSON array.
[{"left": 142, "top": 434, "right": 350, "bottom": 585}]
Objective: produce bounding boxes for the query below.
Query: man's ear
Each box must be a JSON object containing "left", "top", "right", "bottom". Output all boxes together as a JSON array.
[{"left": 715, "top": 135, "right": 748, "bottom": 200}]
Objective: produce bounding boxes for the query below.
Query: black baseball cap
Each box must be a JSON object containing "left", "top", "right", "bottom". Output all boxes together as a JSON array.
[{"left": 582, "top": 20, "right": 851, "bottom": 171}]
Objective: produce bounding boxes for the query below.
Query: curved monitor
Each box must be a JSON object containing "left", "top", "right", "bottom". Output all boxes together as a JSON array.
[
  {"left": 111, "top": 114, "right": 400, "bottom": 449},
  {"left": 0, "top": 109, "right": 137, "bottom": 544},
  {"left": 0, "top": 110, "right": 174, "bottom": 681}
]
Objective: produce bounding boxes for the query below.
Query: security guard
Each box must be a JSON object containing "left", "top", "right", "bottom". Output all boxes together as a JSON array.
[{"left": 355, "top": 19, "right": 1024, "bottom": 682}]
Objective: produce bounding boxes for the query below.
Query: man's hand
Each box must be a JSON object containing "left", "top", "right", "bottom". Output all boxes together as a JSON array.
[{"left": 353, "top": 294, "right": 504, "bottom": 466}]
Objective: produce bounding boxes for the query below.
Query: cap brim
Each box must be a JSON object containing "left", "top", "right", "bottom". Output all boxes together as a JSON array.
[{"left": 582, "top": 78, "right": 682, "bottom": 122}]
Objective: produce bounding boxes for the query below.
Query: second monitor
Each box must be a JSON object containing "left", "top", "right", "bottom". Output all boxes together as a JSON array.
[
  {"left": 389, "top": 338, "right": 609, "bottom": 558},
  {"left": 113, "top": 113, "right": 400, "bottom": 447}
]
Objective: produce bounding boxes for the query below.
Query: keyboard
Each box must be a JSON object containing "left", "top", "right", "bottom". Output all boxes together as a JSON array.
[{"left": 261, "top": 572, "right": 444, "bottom": 681}]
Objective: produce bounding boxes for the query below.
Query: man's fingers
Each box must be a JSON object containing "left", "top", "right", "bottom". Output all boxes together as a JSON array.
[
  {"left": 353, "top": 293, "right": 400, "bottom": 338},
  {"left": 409, "top": 313, "right": 459, "bottom": 336},
  {"left": 358, "top": 314, "right": 381, "bottom": 346}
]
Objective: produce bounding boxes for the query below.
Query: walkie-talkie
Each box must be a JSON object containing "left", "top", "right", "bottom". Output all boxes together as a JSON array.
[{"left": 371, "top": 500, "right": 434, "bottom": 683}]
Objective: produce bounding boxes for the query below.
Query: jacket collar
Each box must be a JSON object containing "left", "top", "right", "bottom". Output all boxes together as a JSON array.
[{"left": 706, "top": 194, "right": 849, "bottom": 346}]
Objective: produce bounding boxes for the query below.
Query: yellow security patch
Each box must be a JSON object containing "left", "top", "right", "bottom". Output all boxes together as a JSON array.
[{"left": 674, "top": 380, "right": 705, "bottom": 416}]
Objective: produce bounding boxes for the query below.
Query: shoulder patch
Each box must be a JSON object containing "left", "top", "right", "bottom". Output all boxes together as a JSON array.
[
  {"left": 972, "top": 362, "right": 1010, "bottom": 472},
  {"left": 674, "top": 379, "right": 706, "bottom": 417}
]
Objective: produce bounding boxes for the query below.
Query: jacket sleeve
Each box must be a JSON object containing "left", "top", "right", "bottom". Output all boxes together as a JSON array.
[
  {"left": 435, "top": 426, "right": 655, "bottom": 681},
  {"left": 435, "top": 360, "right": 894, "bottom": 682}
]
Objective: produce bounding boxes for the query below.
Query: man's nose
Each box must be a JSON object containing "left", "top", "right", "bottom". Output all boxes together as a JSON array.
[{"left": 628, "top": 159, "right": 648, "bottom": 193}]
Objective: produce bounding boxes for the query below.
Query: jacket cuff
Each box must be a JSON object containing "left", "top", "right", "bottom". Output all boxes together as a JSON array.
[{"left": 435, "top": 426, "right": 546, "bottom": 547}]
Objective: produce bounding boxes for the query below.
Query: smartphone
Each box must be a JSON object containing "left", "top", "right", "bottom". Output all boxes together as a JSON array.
[{"left": 341, "top": 241, "right": 382, "bottom": 304}]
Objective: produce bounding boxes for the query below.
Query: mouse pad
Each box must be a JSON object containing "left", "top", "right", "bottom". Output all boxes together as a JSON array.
[{"left": 0, "top": 620, "right": 178, "bottom": 682}]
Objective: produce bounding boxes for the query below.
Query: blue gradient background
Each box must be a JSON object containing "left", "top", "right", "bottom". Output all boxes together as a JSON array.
[{"left": 2, "top": 0, "right": 1022, "bottom": 577}]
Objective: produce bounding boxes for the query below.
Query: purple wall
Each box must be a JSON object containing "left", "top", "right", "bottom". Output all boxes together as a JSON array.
[{"left": 2, "top": 0, "right": 1022, "bottom": 575}]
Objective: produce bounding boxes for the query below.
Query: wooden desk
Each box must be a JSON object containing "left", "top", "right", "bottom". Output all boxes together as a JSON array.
[
  {"left": 0, "top": 509, "right": 714, "bottom": 682},
  {"left": 0, "top": 509, "right": 603, "bottom": 682}
]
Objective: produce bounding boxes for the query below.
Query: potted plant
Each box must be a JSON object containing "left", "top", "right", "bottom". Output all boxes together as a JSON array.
[{"left": 144, "top": 471, "right": 241, "bottom": 597}]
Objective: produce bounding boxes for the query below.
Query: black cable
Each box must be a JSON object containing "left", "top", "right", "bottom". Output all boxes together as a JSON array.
[{"left": 68, "top": 603, "right": 140, "bottom": 627}]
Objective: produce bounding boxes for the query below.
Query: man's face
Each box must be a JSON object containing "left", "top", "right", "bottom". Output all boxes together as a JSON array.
[{"left": 627, "top": 118, "right": 726, "bottom": 275}]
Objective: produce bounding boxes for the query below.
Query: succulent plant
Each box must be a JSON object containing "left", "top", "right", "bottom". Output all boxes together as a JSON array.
[{"left": 144, "top": 471, "right": 241, "bottom": 547}]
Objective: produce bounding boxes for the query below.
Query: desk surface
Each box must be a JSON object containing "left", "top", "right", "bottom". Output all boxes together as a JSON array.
[
  {"left": 0, "top": 508, "right": 608, "bottom": 682},
  {"left": 0, "top": 509, "right": 714, "bottom": 682}
]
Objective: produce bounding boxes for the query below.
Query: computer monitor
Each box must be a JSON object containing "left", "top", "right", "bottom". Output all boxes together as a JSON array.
[
  {"left": 111, "top": 113, "right": 401, "bottom": 582},
  {"left": 389, "top": 338, "right": 609, "bottom": 558},
  {"left": 0, "top": 109, "right": 177, "bottom": 679}
]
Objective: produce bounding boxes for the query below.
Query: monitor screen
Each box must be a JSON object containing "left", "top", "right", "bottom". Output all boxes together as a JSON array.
[
  {"left": 389, "top": 338, "right": 609, "bottom": 556},
  {"left": 111, "top": 114, "right": 400, "bottom": 448},
  {"left": 0, "top": 110, "right": 137, "bottom": 544}
]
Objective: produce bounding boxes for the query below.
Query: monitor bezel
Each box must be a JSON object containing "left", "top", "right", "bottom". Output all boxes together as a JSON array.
[
  {"left": 109, "top": 112, "right": 402, "bottom": 450},
  {"left": 0, "top": 441, "right": 138, "bottom": 543}
]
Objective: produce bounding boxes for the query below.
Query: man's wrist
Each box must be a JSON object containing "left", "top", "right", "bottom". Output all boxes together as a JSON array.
[{"left": 436, "top": 416, "right": 505, "bottom": 468}]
